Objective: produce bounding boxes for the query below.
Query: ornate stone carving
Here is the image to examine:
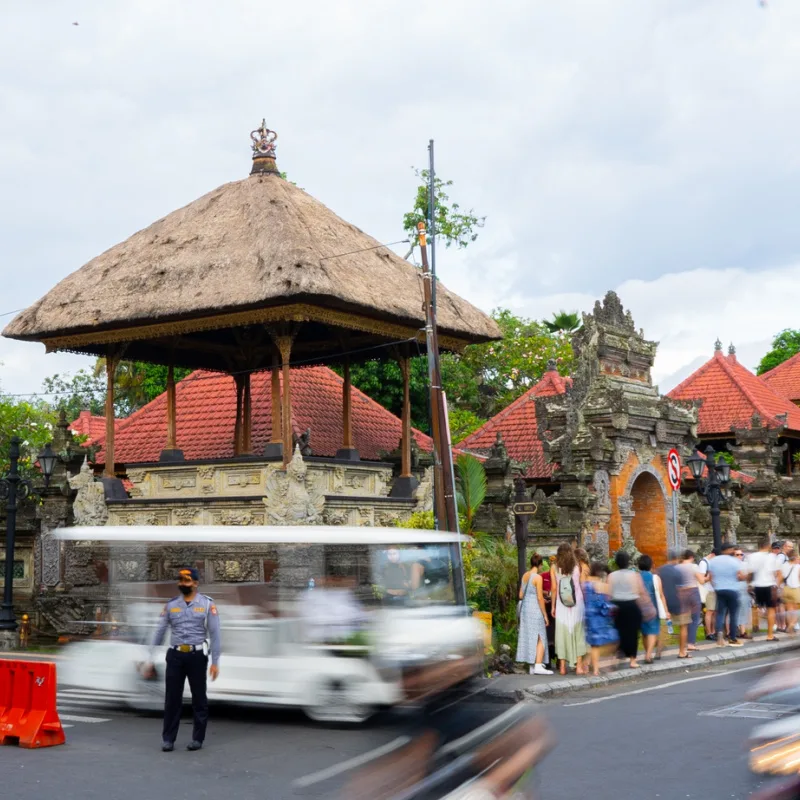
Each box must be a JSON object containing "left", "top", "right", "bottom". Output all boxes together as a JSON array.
[
  {"left": 226, "top": 471, "right": 261, "bottom": 488},
  {"left": 376, "top": 510, "right": 400, "bottom": 527},
  {"left": 212, "top": 559, "right": 259, "bottom": 582},
  {"left": 41, "top": 533, "right": 62, "bottom": 587},
  {"left": 592, "top": 470, "right": 610, "bottom": 510},
  {"left": 68, "top": 458, "right": 109, "bottom": 527},
  {"left": 160, "top": 473, "right": 196, "bottom": 491},
  {"left": 293, "top": 428, "right": 313, "bottom": 457},
  {"left": 324, "top": 508, "right": 349, "bottom": 526},
  {"left": 263, "top": 447, "right": 324, "bottom": 525},
  {"left": 198, "top": 466, "right": 216, "bottom": 480},
  {"left": 216, "top": 510, "right": 257, "bottom": 526},
  {"left": 346, "top": 473, "right": 367, "bottom": 490},
  {"left": 174, "top": 508, "right": 199, "bottom": 526},
  {"left": 127, "top": 469, "right": 145, "bottom": 485},
  {"left": 414, "top": 467, "right": 433, "bottom": 511},
  {"left": 115, "top": 560, "right": 149, "bottom": 582}
]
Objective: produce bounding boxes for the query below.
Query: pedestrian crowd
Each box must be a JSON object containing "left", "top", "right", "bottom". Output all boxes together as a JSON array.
[{"left": 515, "top": 536, "right": 797, "bottom": 676}]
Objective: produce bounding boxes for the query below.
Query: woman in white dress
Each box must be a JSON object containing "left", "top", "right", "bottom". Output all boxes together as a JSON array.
[
  {"left": 550, "top": 543, "right": 587, "bottom": 675},
  {"left": 516, "top": 553, "right": 552, "bottom": 675}
]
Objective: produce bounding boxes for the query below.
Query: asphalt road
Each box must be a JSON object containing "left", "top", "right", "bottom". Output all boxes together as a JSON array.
[{"left": 1, "top": 656, "right": 797, "bottom": 799}]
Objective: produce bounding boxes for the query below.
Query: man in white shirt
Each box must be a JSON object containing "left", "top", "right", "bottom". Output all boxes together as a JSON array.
[
  {"left": 698, "top": 550, "right": 716, "bottom": 639},
  {"left": 746, "top": 536, "right": 783, "bottom": 642}
]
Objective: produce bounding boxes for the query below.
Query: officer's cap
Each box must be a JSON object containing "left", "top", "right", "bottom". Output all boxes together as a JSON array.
[{"left": 178, "top": 567, "right": 200, "bottom": 581}]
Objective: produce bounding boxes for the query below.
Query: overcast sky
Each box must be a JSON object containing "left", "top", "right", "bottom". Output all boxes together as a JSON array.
[{"left": 1, "top": 0, "right": 798, "bottom": 402}]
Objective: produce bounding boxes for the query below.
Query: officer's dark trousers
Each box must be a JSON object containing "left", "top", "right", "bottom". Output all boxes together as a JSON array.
[{"left": 162, "top": 649, "right": 209, "bottom": 744}]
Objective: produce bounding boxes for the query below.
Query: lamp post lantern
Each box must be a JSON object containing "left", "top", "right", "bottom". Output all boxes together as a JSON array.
[
  {"left": 0, "top": 437, "right": 57, "bottom": 633},
  {"left": 686, "top": 445, "right": 732, "bottom": 553}
]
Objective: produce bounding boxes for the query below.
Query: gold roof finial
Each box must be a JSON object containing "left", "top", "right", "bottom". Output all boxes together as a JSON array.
[{"left": 250, "top": 119, "right": 279, "bottom": 176}]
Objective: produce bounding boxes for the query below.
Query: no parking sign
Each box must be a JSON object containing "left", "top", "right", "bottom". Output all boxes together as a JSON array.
[{"left": 667, "top": 448, "right": 681, "bottom": 491}]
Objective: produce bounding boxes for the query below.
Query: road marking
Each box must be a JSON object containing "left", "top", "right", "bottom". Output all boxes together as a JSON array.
[
  {"left": 58, "top": 714, "right": 111, "bottom": 723},
  {"left": 700, "top": 702, "right": 796, "bottom": 720},
  {"left": 562, "top": 657, "right": 794, "bottom": 707},
  {"left": 293, "top": 736, "right": 411, "bottom": 789}
]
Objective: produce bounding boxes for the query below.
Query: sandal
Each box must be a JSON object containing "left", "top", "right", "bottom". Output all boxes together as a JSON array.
[
  {"left": 644, "top": 658, "right": 655, "bottom": 665},
  {"left": 678, "top": 653, "right": 692, "bottom": 659}
]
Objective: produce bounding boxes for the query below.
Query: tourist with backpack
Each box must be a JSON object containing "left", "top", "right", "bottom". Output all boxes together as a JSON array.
[{"left": 550, "top": 542, "right": 587, "bottom": 676}]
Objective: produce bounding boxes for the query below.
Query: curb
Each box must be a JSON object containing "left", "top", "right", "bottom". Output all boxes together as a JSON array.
[{"left": 483, "top": 640, "right": 800, "bottom": 703}]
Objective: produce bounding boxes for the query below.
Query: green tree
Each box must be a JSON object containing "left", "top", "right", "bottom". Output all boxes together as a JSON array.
[
  {"left": 43, "top": 360, "right": 191, "bottom": 421},
  {"left": 455, "top": 453, "right": 487, "bottom": 536},
  {"left": 0, "top": 389, "right": 58, "bottom": 479},
  {"left": 402, "top": 168, "right": 485, "bottom": 255},
  {"left": 447, "top": 408, "right": 486, "bottom": 442},
  {"left": 543, "top": 310, "right": 581, "bottom": 334},
  {"left": 757, "top": 329, "right": 800, "bottom": 375}
]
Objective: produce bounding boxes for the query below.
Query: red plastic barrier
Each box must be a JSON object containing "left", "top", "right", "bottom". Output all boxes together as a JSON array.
[{"left": 0, "top": 660, "right": 65, "bottom": 748}]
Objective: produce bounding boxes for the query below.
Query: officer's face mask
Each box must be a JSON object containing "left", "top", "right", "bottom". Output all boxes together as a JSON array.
[{"left": 178, "top": 584, "right": 193, "bottom": 596}]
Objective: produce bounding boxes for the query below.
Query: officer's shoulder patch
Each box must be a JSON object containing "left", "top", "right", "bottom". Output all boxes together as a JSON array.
[{"left": 210, "top": 605, "right": 218, "bottom": 616}]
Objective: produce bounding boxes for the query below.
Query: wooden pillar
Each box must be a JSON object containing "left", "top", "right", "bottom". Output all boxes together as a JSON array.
[
  {"left": 104, "top": 354, "right": 117, "bottom": 478},
  {"left": 399, "top": 356, "right": 412, "bottom": 478},
  {"left": 335, "top": 358, "right": 360, "bottom": 461},
  {"left": 233, "top": 374, "right": 244, "bottom": 456},
  {"left": 271, "top": 356, "right": 282, "bottom": 444},
  {"left": 389, "top": 353, "right": 418, "bottom": 498},
  {"left": 343, "top": 359, "right": 353, "bottom": 450},
  {"left": 277, "top": 336, "right": 293, "bottom": 467},
  {"left": 159, "top": 362, "right": 185, "bottom": 462},
  {"left": 166, "top": 365, "right": 177, "bottom": 450},
  {"left": 242, "top": 372, "right": 252, "bottom": 455}
]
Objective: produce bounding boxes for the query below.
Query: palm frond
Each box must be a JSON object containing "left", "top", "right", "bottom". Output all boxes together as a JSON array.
[{"left": 456, "top": 453, "right": 487, "bottom": 535}]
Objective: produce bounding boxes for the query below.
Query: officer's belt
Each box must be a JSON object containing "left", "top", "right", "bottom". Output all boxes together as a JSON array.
[{"left": 171, "top": 644, "right": 203, "bottom": 653}]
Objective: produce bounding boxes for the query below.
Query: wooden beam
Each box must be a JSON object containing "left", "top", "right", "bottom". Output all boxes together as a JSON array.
[
  {"left": 398, "top": 355, "right": 412, "bottom": 478},
  {"left": 342, "top": 358, "right": 353, "bottom": 450},
  {"left": 165, "top": 364, "right": 177, "bottom": 451}
]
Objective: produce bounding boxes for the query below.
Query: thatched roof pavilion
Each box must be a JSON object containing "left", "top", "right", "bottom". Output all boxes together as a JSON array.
[{"left": 5, "top": 121, "right": 500, "bottom": 483}]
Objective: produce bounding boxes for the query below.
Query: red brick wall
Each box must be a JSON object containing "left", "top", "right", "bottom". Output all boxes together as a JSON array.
[{"left": 608, "top": 453, "right": 673, "bottom": 566}]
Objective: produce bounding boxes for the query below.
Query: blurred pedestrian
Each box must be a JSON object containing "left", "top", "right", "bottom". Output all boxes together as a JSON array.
[
  {"left": 679, "top": 550, "right": 703, "bottom": 650},
  {"left": 781, "top": 549, "right": 800, "bottom": 637},
  {"left": 699, "top": 549, "right": 716, "bottom": 640},
  {"left": 550, "top": 543, "right": 587, "bottom": 676},
  {"left": 608, "top": 550, "right": 649, "bottom": 669},
  {"left": 582, "top": 561, "right": 618, "bottom": 676},
  {"left": 746, "top": 537, "right": 783, "bottom": 642},
  {"left": 638, "top": 555, "right": 664, "bottom": 664},
  {"left": 735, "top": 548, "right": 753, "bottom": 639},
  {"left": 146, "top": 567, "right": 221, "bottom": 752},
  {"left": 575, "top": 547, "right": 591, "bottom": 583},
  {"left": 540, "top": 558, "right": 556, "bottom": 668},
  {"left": 707, "top": 541, "right": 746, "bottom": 647},
  {"left": 516, "top": 553, "right": 552, "bottom": 675},
  {"left": 659, "top": 550, "right": 691, "bottom": 659}
]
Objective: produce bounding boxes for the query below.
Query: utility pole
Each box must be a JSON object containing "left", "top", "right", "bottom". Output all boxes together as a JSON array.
[{"left": 417, "top": 221, "right": 458, "bottom": 534}]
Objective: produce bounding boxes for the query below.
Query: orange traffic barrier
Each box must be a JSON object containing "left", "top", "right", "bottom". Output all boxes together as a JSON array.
[{"left": 0, "top": 660, "right": 65, "bottom": 748}]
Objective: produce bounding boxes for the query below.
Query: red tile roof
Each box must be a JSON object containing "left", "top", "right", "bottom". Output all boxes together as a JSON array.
[
  {"left": 761, "top": 352, "right": 800, "bottom": 403},
  {"left": 69, "top": 411, "right": 120, "bottom": 445},
  {"left": 93, "top": 367, "right": 433, "bottom": 465},
  {"left": 668, "top": 350, "right": 800, "bottom": 435},
  {"left": 457, "top": 368, "right": 571, "bottom": 479}
]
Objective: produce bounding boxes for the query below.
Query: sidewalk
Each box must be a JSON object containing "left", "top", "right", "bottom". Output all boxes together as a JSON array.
[{"left": 483, "top": 633, "right": 800, "bottom": 702}]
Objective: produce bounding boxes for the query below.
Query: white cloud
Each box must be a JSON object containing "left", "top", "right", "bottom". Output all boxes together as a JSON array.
[{"left": 1, "top": 0, "right": 799, "bottom": 400}]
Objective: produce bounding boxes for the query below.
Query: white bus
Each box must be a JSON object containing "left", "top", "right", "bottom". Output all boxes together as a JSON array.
[{"left": 53, "top": 525, "right": 484, "bottom": 724}]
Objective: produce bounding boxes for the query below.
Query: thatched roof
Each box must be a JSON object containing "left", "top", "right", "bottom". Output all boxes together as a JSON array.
[{"left": 4, "top": 170, "right": 500, "bottom": 369}]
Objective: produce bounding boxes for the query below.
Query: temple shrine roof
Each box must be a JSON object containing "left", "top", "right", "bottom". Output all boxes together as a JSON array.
[
  {"left": 90, "top": 366, "right": 433, "bottom": 466},
  {"left": 69, "top": 410, "right": 120, "bottom": 445},
  {"left": 668, "top": 344, "right": 800, "bottom": 435},
  {"left": 4, "top": 122, "right": 500, "bottom": 370},
  {"left": 457, "top": 363, "right": 570, "bottom": 479},
  {"left": 761, "top": 352, "right": 800, "bottom": 403}
]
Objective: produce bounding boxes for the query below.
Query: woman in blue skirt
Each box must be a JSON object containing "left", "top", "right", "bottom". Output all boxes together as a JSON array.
[
  {"left": 638, "top": 554, "right": 663, "bottom": 664},
  {"left": 583, "top": 561, "right": 619, "bottom": 676}
]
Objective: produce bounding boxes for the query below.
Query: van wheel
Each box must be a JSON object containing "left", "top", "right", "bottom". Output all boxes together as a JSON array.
[{"left": 304, "top": 678, "right": 374, "bottom": 724}]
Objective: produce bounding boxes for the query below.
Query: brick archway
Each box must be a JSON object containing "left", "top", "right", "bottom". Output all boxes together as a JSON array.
[{"left": 629, "top": 471, "right": 668, "bottom": 564}]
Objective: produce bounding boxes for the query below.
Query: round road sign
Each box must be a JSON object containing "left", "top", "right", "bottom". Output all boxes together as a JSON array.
[{"left": 667, "top": 449, "right": 681, "bottom": 491}]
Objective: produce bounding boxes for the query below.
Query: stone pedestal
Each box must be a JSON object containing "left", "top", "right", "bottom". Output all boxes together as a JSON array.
[
  {"left": 335, "top": 448, "right": 361, "bottom": 462},
  {"left": 0, "top": 629, "right": 18, "bottom": 651},
  {"left": 389, "top": 475, "right": 419, "bottom": 498},
  {"left": 159, "top": 448, "right": 185, "bottom": 463}
]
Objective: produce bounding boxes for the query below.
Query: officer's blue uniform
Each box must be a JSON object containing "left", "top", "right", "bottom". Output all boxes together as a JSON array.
[{"left": 152, "top": 590, "right": 221, "bottom": 747}]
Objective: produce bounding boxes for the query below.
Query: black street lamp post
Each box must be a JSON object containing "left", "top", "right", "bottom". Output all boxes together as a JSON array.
[
  {"left": 686, "top": 445, "right": 732, "bottom": 554},
  {"left": 0, "top": 437, "right": 57, "bottom": 632}
]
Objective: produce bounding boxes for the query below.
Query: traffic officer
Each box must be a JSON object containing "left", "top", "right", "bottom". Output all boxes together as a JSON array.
[{"left": 145, "top": 567, "right": 221, "bottom": 752}]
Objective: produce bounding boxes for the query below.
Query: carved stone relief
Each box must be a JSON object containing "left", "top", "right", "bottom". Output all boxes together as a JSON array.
[
  {"left": 263, "top": 447, "right": 324, "bottom": 525},
  {"left": 68, "top": 458, "right": 109, "bottom": 527}
]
